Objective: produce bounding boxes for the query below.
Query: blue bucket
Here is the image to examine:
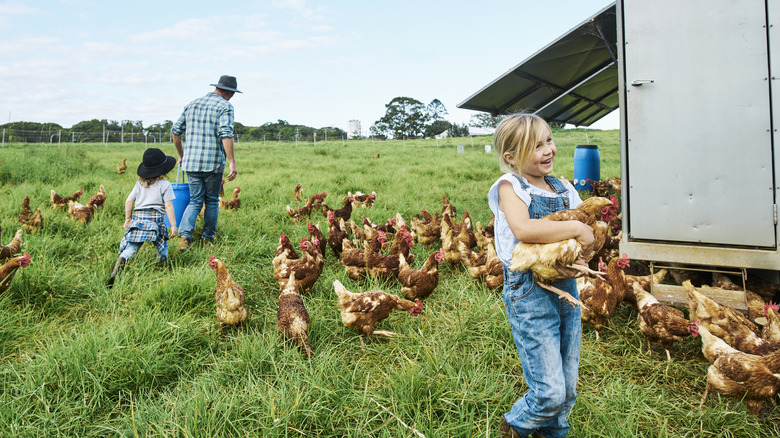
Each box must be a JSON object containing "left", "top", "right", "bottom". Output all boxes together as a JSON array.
[
  {"left": 573, "top": 144, "right": 600, "bottom": 191},
  {"left": 165, "top": 165, "right": 190, "bottom": 227}
]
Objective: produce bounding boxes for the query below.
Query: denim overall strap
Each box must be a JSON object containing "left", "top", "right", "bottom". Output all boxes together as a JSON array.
[{"left": 512, "top": 174, "right": 570, "bottom": 219}]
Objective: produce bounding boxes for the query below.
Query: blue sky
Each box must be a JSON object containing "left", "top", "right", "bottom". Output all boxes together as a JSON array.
[{"left": 0, "top": 0, "right": 618, "bottom": 134}]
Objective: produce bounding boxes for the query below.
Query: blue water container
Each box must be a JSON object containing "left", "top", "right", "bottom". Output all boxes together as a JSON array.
[
  {"left": 573, "top": 144, "right": 600, "bottom": 191},
  {"left": 165, "top": 166, "right": 190, "bottom": 227}
]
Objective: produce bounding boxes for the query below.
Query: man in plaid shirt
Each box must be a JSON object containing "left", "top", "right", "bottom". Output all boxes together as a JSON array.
[{"left": 172, "top": 75, "right": 241, "bottom": 251}]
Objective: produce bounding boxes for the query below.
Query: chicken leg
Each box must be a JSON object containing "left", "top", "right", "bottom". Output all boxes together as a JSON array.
[{"left": 537, "top": 282, "right": 588, "bottom": 310}]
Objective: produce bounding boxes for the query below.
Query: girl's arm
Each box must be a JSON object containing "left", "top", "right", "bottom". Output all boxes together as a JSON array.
[
  {"left": 124, "top": 197, "right": 134, "bottom": 229},
  {"left": 497, "top": 180, "right": 594, "bottom": 251},
  {"left": 164, "top": 200, "right": 177, "bottom": 238}
]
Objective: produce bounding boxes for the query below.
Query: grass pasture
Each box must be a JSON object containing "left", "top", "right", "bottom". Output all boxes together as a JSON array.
[{"left": 1, "top": 131, "right": 779, "bottom": 437}]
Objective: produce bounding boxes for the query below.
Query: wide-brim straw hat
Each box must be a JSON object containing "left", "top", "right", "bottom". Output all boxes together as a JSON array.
[
  {"left": 211, "top": 75, "right": 242, "bottom": 93},
  {"left": 137, "top": 148, "right": 177, "bottom": 179}
]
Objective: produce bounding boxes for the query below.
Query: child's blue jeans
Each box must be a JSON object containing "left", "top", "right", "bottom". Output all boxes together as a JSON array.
[
  {"left": 119, "top": 241, "right": 168, "bottom": 262},
  {"left": 501, "top": 266, "right": 581, "bottom": 438}
]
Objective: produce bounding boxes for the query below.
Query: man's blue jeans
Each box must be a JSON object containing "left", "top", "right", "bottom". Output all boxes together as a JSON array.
[
  {"left": 501, "top": 266, "right": 581, "bottom": 438},
  {"left": 179, "top": 171, "right": 221, "bottom": 243}
]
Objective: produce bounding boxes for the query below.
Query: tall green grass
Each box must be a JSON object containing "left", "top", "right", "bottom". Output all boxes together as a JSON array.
[{"left": 0, "top": 132, "right": 777, "bottom": 437}]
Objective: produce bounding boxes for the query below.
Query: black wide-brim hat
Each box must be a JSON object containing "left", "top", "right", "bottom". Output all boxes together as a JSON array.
[
  {"left": 137, "top": 148, "right": 177, "bottom": 179},
  {"left": 211, "top": 75, "right": 242, "bottom": 93}
]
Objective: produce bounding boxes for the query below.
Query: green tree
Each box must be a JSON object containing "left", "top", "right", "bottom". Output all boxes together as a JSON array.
[
  {"left": 375, "top": 96, "right": 429, "bottom": 139},
  {"left": 427, "top": 99, "right": 448, "bottom": 121},
  {"left": 449, "top": 123, "right": 470, "bottom": 137},
  {"left": 425, "top": 120, "right": 452, "bottom": 138},
  {"left": 469, "top": 113, "right": 504, "bottom": 129},
  {"left": 369, "top": 124, "right": 388, "bottom": 140},
  {"left": 317, "top": 126, "right": 347, "bottom": 141}
]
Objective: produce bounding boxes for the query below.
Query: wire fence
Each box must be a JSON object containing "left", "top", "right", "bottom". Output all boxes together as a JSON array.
[
  {"left": 0, "top": 128, "right": 172, "bottom": 145},
  {"left": 0, "top": 128, "right": 342, "bottom": 146}
]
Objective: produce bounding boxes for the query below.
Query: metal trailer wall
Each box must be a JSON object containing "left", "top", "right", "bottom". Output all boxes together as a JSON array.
[{"left": 618, "top": 0, "right": 780, "bottom": 271}]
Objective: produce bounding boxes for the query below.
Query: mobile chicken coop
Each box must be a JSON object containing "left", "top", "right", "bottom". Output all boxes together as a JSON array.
[{"left": 459, "top": 0, "right": 780, "bottom": 308}]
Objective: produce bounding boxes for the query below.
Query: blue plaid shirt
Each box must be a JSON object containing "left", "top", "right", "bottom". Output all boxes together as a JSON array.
[{"left": 171, "top": 92, "right": 234, "bottom": 173}]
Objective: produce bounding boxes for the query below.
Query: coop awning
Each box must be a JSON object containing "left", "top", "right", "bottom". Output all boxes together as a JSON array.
[{"left": 458, "top": 2, "right": 618, "bottom": 127}]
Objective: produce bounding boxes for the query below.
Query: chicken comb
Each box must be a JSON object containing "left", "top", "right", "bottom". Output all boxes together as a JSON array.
[
  {"left": 598, "top": 257, "right": 606, "bottom": 272},
  {"left": 616, "top": 253, "right": 630, "bottom": 269},
  {"left": 19, "top": 253, "right": 31, "bottom": 267},
  {"left": 208, "top": 255, "right": 217, "bottom": 269},
  {"left": 765, "top": 301, "right": 780, "bottom": 317}
]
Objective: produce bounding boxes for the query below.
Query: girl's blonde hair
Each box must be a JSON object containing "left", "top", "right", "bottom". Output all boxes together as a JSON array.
[
  {"left": 138, "top": 174, "right": 168, "bottom": 188},
  {"left": 493, "top": 113, "right": 552, "bottom": 174}
]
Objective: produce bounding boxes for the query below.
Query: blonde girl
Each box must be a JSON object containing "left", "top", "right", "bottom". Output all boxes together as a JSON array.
[{"left": 489, "top": 114, "right": 593, "bottom": 438}]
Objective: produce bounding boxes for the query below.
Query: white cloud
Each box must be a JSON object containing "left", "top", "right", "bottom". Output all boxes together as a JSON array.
[{"left": 129, "top": 18, "right": 215, "bottom": 44}]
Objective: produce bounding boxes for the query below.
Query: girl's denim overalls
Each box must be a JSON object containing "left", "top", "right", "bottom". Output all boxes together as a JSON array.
[{"left": 501, "top": 175, "right": 581, "bottom": 438}]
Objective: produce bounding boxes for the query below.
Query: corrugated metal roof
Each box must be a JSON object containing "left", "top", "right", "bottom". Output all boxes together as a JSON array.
[{"left": 458, "top": 2, "right": 617, "bottom": 127}]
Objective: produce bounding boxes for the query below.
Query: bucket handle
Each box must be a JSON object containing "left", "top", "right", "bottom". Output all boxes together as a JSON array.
[{"left": 176, "top": 164, "right": 182, "bottom": 184}]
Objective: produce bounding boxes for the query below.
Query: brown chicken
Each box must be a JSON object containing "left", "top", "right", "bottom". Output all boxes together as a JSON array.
[
  {"left": 622, "top": 267, "right": 668, "bottom": 311},
  {"left": 0, "top": 252, "right": 31, "bottom": 293},
  {"left": 348, "top": 191, "right": 376, "bottom": 208},
  {"left": 458, "top": 240, "right": 504, "bottom": 291},
  {"left": 18, "top": 196, "right": 43, "bottom": 234},
  {"left": 277, "top": 272, "right": 313, "bottom": 358},
  {"left": 508, "top": 196, "right": 616, "bottom": 309},
  {"left": 86, "top": 185, "right": 107, "bottom": 210},
  {"left": 441, "top": 193, "right": 456, "bottom": 217},
  {"left": 333, "top": 279, "right": 423, "bottom": 337},
  {"left": 286, "top": 192, "right": 324, "bottom": 223},
  {"left": 117, "top": 157, "right": 127, "bottom": 174},
  {"left": 340, "top": 237, "right": 368, "bottom": 281},
  {"left": 397, "top": 248, "right": 444, "bottom": 300},
  {"left": 274, "top": 232, "right": 300, "bottom": 262},
  {"left": 0, "top": 228, "right": 24, "bottom": 262},
  {"left": 452, "top": 210, "right": 477, "bottom": 250},
  {"left": 220, "top": 187, "right": 241, "bottom": 209},
  {"left": 484, "top": 244, "right": 504, "bottom": 291},
  {"left": 762, "top": 302, "right": 780, "bottom": 343},
  {"left": 441, "top": 226, "right": 462, "bottom": 266},
  {"left": 274, "top": 238, "right": 322, "bottom": 293},
  {"left": 459, "top": 240, "right": 488, "bottom": 280},
  {"left": 362, "top": 215, "right": 398, "bottom": 236},
  {"left": 684, "top": 280, "right": 779, "bottom": 355},
  {"left": 409, "top": 208, "right": 441, "bottom": 246},
  {"left": 305, "top": 224, "right": 326, "bottom": 276},
  {"left": 50, "top": 189, "right": 83, "bottom": 209},
  {"left": 689, "top": 321, "right": 780, "bottom": 415},
  {"left": 632, "top": 283, "right": 691, "bottom": 361},
  {"left": 321, "top": 193, "right": 355, "bottom": 221},
  {"left": 292, "top": 183, "right": 303, "bottom": 201},
  {"left": 67, "top": 200, "right": 95, "bottom": 224},
  {"left": 209, "top": 256, "right": 247, "bottom": 326},
  {"left": 345, "top": 219, "right": 368, "bottom": 244},
  {"left": 474, "top": 214, "right": 495, "bottom": 253},
  {"left": 364, "top": 229, "right": 412, "bottom": 279},
  {"left": 579, "top": 255, "right": 630, "bottom": 340},
  {"left": 327, "top": 212, "right": 349, "bottom": 257}
]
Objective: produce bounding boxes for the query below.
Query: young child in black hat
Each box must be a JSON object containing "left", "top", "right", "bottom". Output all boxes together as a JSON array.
[{"left": 108, "top": 148, "right": 178, "bottom": 287}]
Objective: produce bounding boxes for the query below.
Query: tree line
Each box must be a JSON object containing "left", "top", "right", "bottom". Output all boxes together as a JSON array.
[{"left": 1, "top": 96, "right": 507, "bottom": 143}]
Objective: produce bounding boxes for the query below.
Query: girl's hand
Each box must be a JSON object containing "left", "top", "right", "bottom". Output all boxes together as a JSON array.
[
  {"left": 572, "top": 221, "right": 595, "bottom": 255},
  {"left": 123, "top": 218, "right": 132, "bottom": 229},
  {"left": 169, "top": 226, "right": 178, "bottom": 238}
]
